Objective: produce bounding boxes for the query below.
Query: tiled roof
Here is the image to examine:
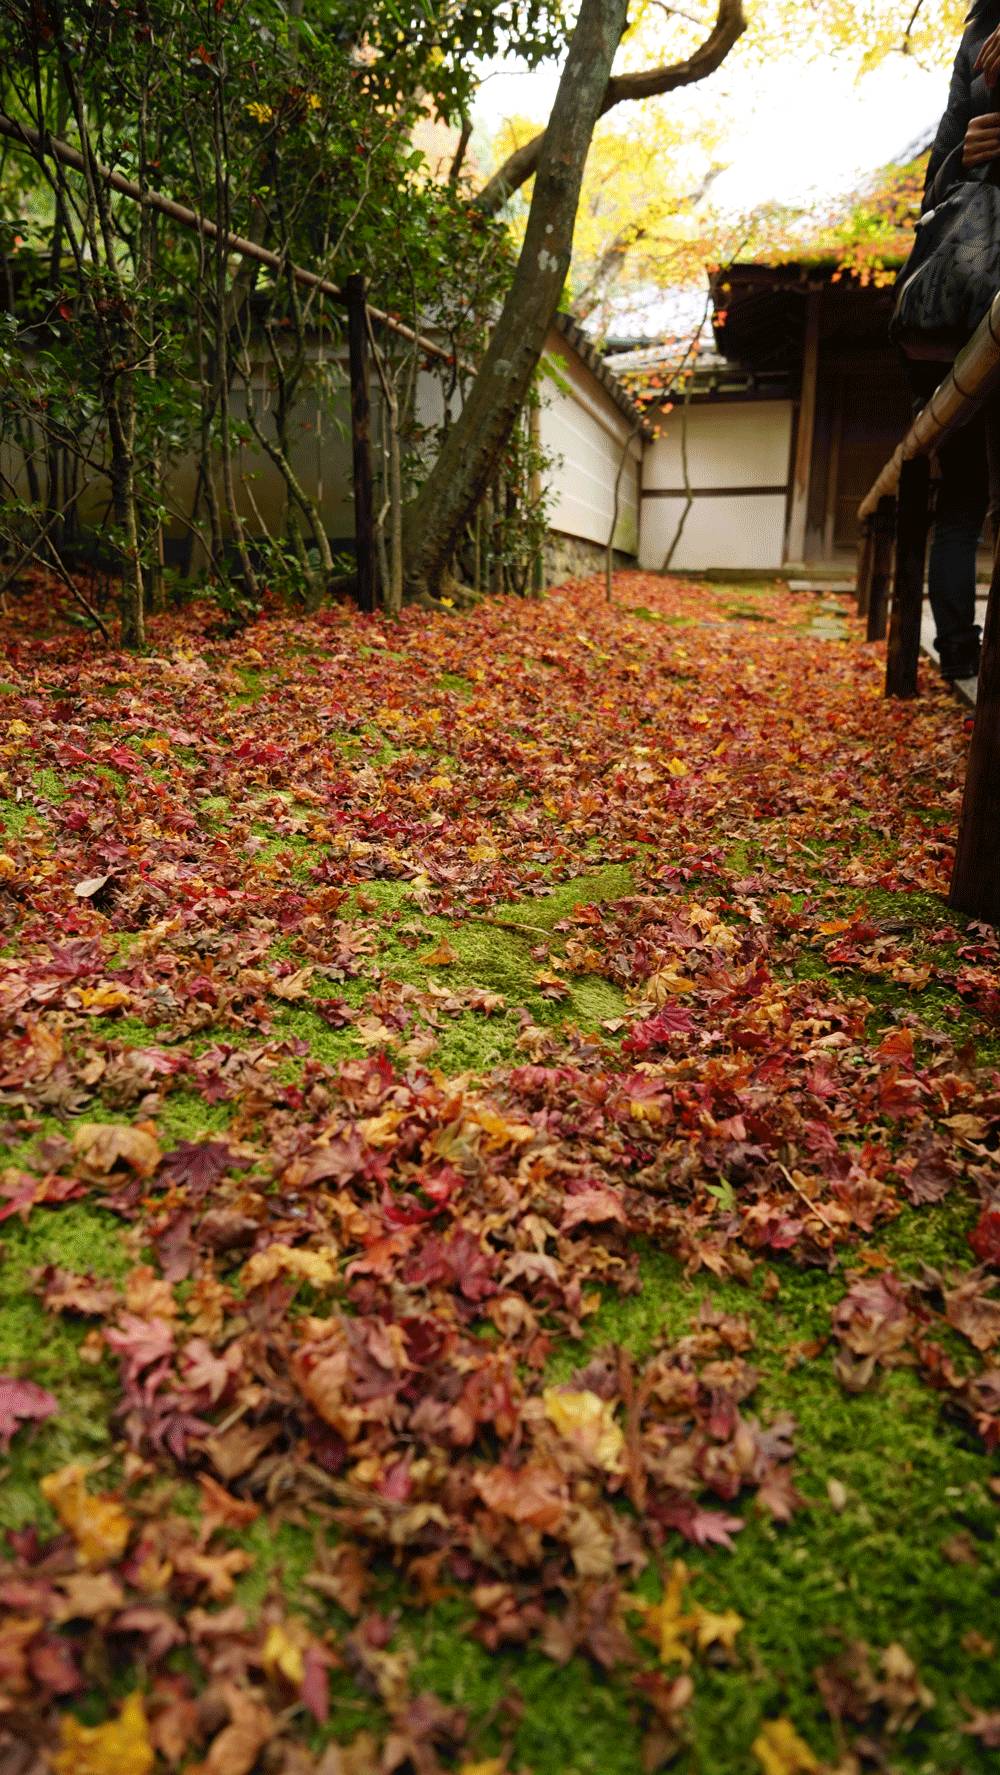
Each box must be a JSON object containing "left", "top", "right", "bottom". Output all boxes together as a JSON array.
[{"left": 551, "top": 312, "right": 655, "bottom": 437}]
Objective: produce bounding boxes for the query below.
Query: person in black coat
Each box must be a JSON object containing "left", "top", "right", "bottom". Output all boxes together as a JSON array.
[{"left": 915, "top": 2, "right": 1000, "bottom": 681}]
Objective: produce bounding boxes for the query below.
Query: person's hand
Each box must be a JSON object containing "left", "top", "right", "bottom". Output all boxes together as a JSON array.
[
  {"left": 963, "top": 112, "right": 1000, "bottom": 167},
  {"left": 975, "top": 25, "right": 1000, "bottom": 87}
]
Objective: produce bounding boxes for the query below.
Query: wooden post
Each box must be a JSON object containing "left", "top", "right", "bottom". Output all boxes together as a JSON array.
[
  {"left": 528, "top": 401, "right": 545, "bottom": 596},
  {"left": 885, "top": 458, "right": 930, "bottom": 697},
  {"left": 867, "top": 494, "right": 896, "bottom": 643},
  {"left": 346, "top": 273, "right": 376, "bottom": 614},
  {"left": 949, "top": 541, "right": 999, "bottom": 920},
  {"left": 855, "top": 522, "right": 874, "bottom": 616},
  {"left": 786, "top": 287, "right": 821, "bottom": 565}
]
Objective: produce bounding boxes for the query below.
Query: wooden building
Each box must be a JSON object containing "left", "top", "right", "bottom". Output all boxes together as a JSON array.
[{"left": 610, "top": 261, "right": 915, "bottom": 575}]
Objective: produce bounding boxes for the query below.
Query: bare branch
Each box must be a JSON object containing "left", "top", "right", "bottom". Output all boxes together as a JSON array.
[
  {"left": 449, "top": 112, "right": 473, "bottom": 184},
  {"left": 476, "top": 0, "right": 746, "bottom": 215}
]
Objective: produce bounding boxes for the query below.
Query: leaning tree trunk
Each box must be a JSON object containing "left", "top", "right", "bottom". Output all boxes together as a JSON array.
[{"left": 401, "top": 0, "right": 630, "bottom": 601}]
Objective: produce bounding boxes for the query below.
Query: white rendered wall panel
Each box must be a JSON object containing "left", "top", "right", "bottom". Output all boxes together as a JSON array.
[
  {"left": 539, "top": 338, "right": 641, "bottom": 553},
  {"left": 639, "top": 493, "right": 789, "bottom": 572},
  {"left": 644, "top": 400, "right": 793, "bottom": 493},
  {"left": 638, "top": 399, "right": 792, "bottom": 571}
]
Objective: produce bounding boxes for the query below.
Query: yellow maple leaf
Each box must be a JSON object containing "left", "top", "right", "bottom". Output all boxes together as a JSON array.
[
  {"left": 358, "top": 1108, "right": 405, "bottom": 1146},
  {"left": 752, "top": 1717, "right": 819, "bottom": 1775},
  {"left": 543, "top": 1388, "right": 624, "bottom": 1471},
  {"left": 645, "top": 966, "right": 695, "bottom": 1002},
  {"left": 470, "top": 1106, "right": 536, "bottom": 1149},
  {"left": 77, "top": 985, "right": 132, "bottom": 1012},
  {"left": 690, "top": 1603, "right": 744, "bottom": 1652},
  {"left": 240, "top": 1243, "right": 337, "bottom": 1291},
  {"left": 262, "top": 1620, "right": 306, "bottom": 1687},
  {"left": 631, "top": 1561, "right": 695, "bottom": 1665},
  {"left": 53, "top": 1692, "right": 154, "bottom": 1775},
  {"left": 40, "top": 1465, "right": 132, "bottom": 1568},
  {"left": 667, "top": 756, "right": 688, "bottom": 776}
]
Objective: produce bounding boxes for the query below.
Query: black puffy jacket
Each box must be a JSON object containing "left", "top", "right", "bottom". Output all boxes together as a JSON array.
[{"left": 924, "top": 0, "right": 1000, "bottom": 209}]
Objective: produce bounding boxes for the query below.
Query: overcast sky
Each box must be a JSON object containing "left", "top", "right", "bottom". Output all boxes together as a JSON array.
[{"left": 473, "top": 50, "right": 947, "bottom": 216}]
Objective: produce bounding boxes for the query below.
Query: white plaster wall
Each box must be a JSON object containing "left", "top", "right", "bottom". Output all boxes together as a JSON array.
[
  {"left": 4, "top": 335, "right": 642, "bottom": 556},
  {"left": 640, "top": 494, "right": 791, "bottom": 571},
  {"left": 638, "top": 400, "right": 793, "bottom": 571},
  {"left": 539, "top": 338, "right": 641, "bottom": 554}
]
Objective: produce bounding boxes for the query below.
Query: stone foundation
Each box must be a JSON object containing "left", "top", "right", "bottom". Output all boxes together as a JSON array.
[{"left": 543, "top": 530, "right": 636, "bottom": 586}]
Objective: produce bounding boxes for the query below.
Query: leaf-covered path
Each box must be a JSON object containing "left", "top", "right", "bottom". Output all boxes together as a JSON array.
[{"left": 1, "top": 572, "right": 998, "bottom": 1775}]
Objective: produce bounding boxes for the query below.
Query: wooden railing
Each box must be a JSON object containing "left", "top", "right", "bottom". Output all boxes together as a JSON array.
[{"left": 855, "top": 295, "right": 1000, "bottom": 923}]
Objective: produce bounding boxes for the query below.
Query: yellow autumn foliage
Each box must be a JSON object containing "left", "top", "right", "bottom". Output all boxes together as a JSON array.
[
  {"left": 53, "top": 1692, "right": 154, "bottom": 1775},
  {"left": 543, "top": 1388, "right": 624, "bottom": 1471},
  {"left": 753, "top": 1717, "right": 820, "bottom": 1775},
  {"left": 40, "top": 1465, "right": 132, "bottom": 1568}
]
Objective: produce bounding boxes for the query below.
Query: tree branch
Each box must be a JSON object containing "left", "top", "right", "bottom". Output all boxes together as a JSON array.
[{"left": 476, "top": 0, "right": 746, "bottom": 216}]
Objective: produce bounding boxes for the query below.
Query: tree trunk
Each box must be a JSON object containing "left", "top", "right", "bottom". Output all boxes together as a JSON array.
[{"left": 401, "top": 0, "right": 630, "bottom": 601}]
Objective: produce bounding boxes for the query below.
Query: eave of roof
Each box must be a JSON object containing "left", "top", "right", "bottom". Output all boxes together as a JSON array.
[{"left": 551, "top": 311, "right": 655, "bottom": 438}]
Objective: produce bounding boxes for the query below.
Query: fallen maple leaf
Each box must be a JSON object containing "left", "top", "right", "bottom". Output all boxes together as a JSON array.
[
  {"left": 422, "top": 935, "right": 458, "bottom": 966},
  {"left": 40, "top": 1464, "right": 132, "bottom": 1567},
  {"left": 270, "top": 964, "right": 314, "bottom": 1000},
  {"left": 71, "top": 1121, "right": 161, "bottom": 1176},
  {"left": 630, "top": 1561, "right": 695, "bottom": 1666},
  {"left": 240, "top": 1242, "right": 338, "bottom": 1291},
  {"left": 752, "top": 1717, "right": 819, "bottom": 1775},
  {"left": 970, "top": 1207, "right": 1000, "bottom": 1267},
  {"left": 962, "top": 1706, "right": 1000, "bottom": 1748},
  {"left": 190, "top": 1683, "right": 274, "bottom": 1775},
  {"left": 73, "top": 873, "right": 111, "bottom": 899},
  {"left": 474, "top": 1462, "right": 568, "bottom": 1532},
  {"left": 52, "top": 1690, "right": 153, "bottom": 1775},
  {"left": 690, "top": 1603, "right": 744, "bottom": 1652},
  {"left": 543, "top": 1387, "right": 624, "bottom": 1471},
  {"left": 0, "top": 1376, "right": 58, "bottom": 1451},
  {"left": 262, "top": 1619, "right": 307, "bottom": 1686}
]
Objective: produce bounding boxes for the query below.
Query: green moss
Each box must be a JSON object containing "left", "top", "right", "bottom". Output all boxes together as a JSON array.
[
  {"left": 411, "top": 1605, "right": 643, "bottom": 1775},
  {"left": 0, "top": 797, "right": 37, "bottom": 837},
  {"left": 84, "top": 1014, "right": 172, "bottom": 1047},
  {"left": 231, "top": 666, "right": 268, "bottom": 704},
  {"left": 30, "top": 766, "right": 67, "bottom": 803},
  {"left": 234, "top": 1517, "right": 317, "bottom": 1613},
  {"left": 0, "top": 1203, "right": 128, "bottom": 1529},
  {"left": 273, "top": 1006, "right": 363, "bottom": 1068},
  {"left": 436, "top": 671, "right": 475, "bottom": 699},
  {"left": 532, "top": 1222, "right": 998, "bottom": 1773},
  {"left": 157, "top": 1091, "right": 234, "bottom": 1145}
]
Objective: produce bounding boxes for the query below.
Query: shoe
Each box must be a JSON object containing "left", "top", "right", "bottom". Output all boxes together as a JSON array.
[{"left": 937, "top": 628, "right": 982, "bottom": 681}]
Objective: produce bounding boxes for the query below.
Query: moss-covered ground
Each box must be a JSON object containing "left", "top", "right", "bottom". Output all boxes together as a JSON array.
[{"left": 0, "top": 571, "right": 997, "bottom": 1773}]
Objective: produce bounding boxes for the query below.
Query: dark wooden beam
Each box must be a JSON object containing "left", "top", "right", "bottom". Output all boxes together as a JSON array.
[
  {"left": 885, "top": 460, "right": 929, "bottom": 696},
  {"left": 949, "top": 550, "right": 998, "bottom": 921},
  {"left": 866, "top": 494, "right": 895, "bottom": 642},
  {"left": 346, "top": 273, "right": 376, "bottom": 615},
  {"left": 855, "top": 520, "right": 874, "bottom": 617}
]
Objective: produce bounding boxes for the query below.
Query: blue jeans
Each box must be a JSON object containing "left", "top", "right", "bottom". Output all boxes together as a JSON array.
[{"left": 927, "top": 409, "right": 988, "bottom": 661}]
